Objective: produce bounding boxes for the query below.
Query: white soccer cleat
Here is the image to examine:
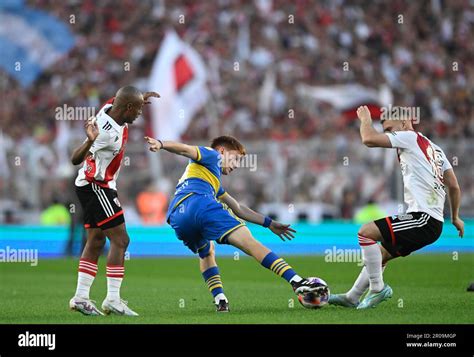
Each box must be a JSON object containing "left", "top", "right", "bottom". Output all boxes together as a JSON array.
[
  {"left": 69, "top": 296, "right": 104, "bottom": 316},
  {"left": 328, "top": 293, "right": 359, "bottom": 308},
  {"left": 357, "top": 284, "right": 393, "bottom": 309},
  {"left": 101, "top": 298, "right": 139, "bottom": 316}
]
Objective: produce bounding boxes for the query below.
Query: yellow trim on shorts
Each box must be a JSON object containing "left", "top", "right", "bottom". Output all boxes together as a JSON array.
[
  {"left": 196, "top": 241, "right": 209, "bottom": 252},
  {"left": 172, "top": 193, "right": 194, "bottom": 209},
  {"left": 218, "top": 223, "right": 245, "bottom": 243}
]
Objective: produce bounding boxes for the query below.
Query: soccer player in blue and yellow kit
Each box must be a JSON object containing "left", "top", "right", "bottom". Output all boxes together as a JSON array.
[{"left": 145, "top": 135, "right": 327, "bottom": 311}]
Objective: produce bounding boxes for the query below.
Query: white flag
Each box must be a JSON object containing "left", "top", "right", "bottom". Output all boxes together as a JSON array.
[
  {"left": 297, "top": 84, "right": 381, "bottom": 109},
  {"left": 297, "top": 83, "right": 392, "bottom": 119},
  {"left": 149, "top": 30, "right": 208, "bottom": 140}
]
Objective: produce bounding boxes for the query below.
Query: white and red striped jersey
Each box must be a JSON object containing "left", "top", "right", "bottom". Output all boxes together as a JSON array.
[
  {"left": 75, "top": 101, "right": 128, "bottom": 191},
  {"left": 386, "top": 130, "right": 452, "bottom": 222}
]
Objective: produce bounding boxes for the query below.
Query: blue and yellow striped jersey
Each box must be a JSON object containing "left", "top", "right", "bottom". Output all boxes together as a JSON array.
[{"left": 167, "top": 146, "right": 226, "bottom": 219}]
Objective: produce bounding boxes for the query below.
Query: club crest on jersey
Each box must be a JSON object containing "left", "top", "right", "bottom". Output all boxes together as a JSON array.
[{"left": 114, "top": 198, "right": 121, "bottom": 207}]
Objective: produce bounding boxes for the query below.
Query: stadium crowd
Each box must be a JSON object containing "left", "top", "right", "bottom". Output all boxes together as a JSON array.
[{"left": 1, "top": 0, "right": 473, "bottom": 223}]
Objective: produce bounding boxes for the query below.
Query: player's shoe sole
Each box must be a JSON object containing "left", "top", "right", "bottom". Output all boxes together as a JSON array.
[
  {"left": 69, "top": 297, "right": 104, "bottom": 316},
  {"left": 328, "top": 294, "right": 359, "bottom": 308},
  {"left": 293, "top": 284, "right": 328, "bottom": 296},
  {"left": 101, "top": 299, "right": 139, "bottom": 316},
  {"left": 357, "top": 284, "right": 393, "bottom": 309}
]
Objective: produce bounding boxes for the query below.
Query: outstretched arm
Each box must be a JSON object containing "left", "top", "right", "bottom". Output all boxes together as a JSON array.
[
  {"left": 144, "top": 136, "right": 199, "bottom": 160},
  {"left": 71, "top": 117, "right": 99, "bottom": 165},
  {"left": 142, "top": 91, "right": 160, "bottom": 104},
  {"left": 357, "top": 105, "right": 392, "bottom": 148},
  {"left": 219, "top": 192, "right": 295, "bottom": 241},
  {"left": 444, "top": 168, "right": 464, "bottom": 237}
]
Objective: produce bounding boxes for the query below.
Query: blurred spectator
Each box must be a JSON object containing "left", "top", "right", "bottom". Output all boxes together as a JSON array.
[
  {"left": 4, "top": 210, "right": 19, "bottom": 225},
  {"left": 340, "top": 188, "right": 357, "bottom": 220},
  {"left": 136, "top": 181, "right": 169, "bottom": 225},
  {"left": 40, "top": 199, "right": 71, "bottom": 226},
  {"left": 354, "top": 199, "right": 387, "bottom": 224},
  {"left": 0, "top": 0, "right": 473, "bottom": 221}
]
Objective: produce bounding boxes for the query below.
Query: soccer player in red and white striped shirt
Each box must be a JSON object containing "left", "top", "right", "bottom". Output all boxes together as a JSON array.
[
  {"left": 69, "top": 86, "right": 159, "bottom": 316},
  {"left": 329, "top": 106, "right": 464, "bottom": 309}
]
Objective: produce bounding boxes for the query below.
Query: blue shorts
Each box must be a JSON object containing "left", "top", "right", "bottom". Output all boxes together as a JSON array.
[{"left": 168, "top": 193, "right": 245, "bottom": 258}]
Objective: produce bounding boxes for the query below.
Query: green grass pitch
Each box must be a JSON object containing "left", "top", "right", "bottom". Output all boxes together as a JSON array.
[{"left": 0, "top": 254, "right": 473, "bottom": 324}]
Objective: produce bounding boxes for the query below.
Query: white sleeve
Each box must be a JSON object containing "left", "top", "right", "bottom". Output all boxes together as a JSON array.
[
  {"left": 440, "top": 150, "right": 453, "bottom": 172},
  {"left": 385, "top": 131, "right": 417, "bottom": 149},
  {"left": 89, "top": 131, "right": 111, "bottom": 154}
]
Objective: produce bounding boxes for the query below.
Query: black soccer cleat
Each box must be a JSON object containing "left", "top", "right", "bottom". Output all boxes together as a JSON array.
[
  {"left": 215, "top": 299, "right": 230, "bottom": 312},
  {"left": 292, "top": 278, "right": 328, "bottom": 296}
]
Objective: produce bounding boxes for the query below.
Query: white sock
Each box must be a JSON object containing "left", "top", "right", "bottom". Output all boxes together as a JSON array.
[
  {"left": 75, "top": 259, "right": 98, "bottom": 299},
  {"left": 346, "top": 267, "right": 369, "bottom": 304},
  {"left": 358, "top": 235, "right": 384, "bottom": 292},
  {"left": 289, "top": 275, "right": 303, "bottom": 283},
  {"left": 106, "top": 277, "right": 123, "bottom": 300},
  {"left": 346, "top": 265, "right": 387, "bottom": 303},
  {"left": 75, "top": 272, "right": 95, "bottom": 299},
  {"left": 106, "top": 265, "right": 124, "bottom": 301}
]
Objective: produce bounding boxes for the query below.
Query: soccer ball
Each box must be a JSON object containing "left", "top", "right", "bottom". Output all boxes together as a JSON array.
[{"left": 297, "top": 277, "right": 330, "bottom": 309}]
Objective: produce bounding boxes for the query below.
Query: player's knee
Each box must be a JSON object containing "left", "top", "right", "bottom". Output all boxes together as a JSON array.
[
  {"left": 113, "top": 233, "right": 130, "bottom": 250},
  {"left": 208, "top": 242, "right": 215, "bottom": 256},
  {"left": 381, "top": 247, "right": 393, "bottom": 263},
  {"left": 358, "top": 224, "right": 374, "bottom": 240},
  {"left": 200, "top": 243, "right": 214, "bottom": 259},
  {"left": 88, "top": 232, "right": 106, "bottom": 248},
  {"left": 92, "top": 237, "right": 106, "bottom": 249}
]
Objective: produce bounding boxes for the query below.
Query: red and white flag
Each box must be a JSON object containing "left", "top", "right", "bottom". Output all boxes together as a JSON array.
[
  {"left": 148, "top": 30, "right": 208, "bottom": 140},
  {"left": 297, "top": 84, "right": 392, "bottom": 120}
]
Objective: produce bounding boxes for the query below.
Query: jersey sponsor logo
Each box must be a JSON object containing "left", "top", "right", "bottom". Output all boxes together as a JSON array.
[
  {"left": 427, "top": 191, "right": 439, "bottom": 205},
  {"left": 175, "top": 180, "right": 189, "bottom": 194},
  {"left": 397, "top": 213, "right": 413, "bottom": 221}
]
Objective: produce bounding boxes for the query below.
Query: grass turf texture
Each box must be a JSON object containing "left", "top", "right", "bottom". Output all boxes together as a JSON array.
[{"left": 0, "top": 254, "right": 473, "bottom": 324}]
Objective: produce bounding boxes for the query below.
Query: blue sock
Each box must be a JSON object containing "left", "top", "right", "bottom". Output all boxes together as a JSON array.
[
  {"left": 261, "top": 252, "right": 299, "bottom": 283},
  {"left": 202, "top": 266, "right": 224, "bottom": 298}
]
